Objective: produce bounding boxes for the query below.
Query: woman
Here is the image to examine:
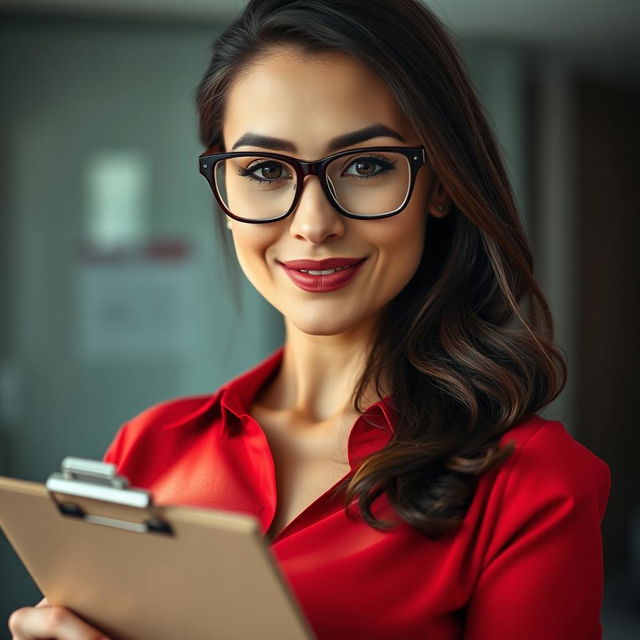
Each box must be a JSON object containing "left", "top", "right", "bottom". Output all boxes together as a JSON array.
[{"left": 9, "top": 1, "right": 610, "bottom": 639}]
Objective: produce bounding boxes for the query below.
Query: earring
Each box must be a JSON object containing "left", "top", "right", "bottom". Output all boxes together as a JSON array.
[
  {"left": 226, "top": 219, "right": 232, "bottom": 230},
  {"left": 437, "top": 204, "right": 445, "bottom": 212}
]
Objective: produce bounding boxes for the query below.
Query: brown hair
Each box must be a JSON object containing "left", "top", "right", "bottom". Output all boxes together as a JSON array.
[{"left": 195, "top": 0, "right": 567, "bottom": 539}]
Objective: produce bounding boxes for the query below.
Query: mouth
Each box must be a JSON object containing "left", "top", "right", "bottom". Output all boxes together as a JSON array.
[
  {"left": 279, "top": 257, "right": 367, "bottom": 271},
  {"left": 278, "top": 257, "right": 368, "bottom": 293}
]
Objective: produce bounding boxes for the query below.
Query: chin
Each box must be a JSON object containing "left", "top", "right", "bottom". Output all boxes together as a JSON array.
[
  {"left": 289, "top": 314, "right": 365, "bottom": 337},
  {"left": 286, "top": 300, "right": 386, "bottom": 337}
]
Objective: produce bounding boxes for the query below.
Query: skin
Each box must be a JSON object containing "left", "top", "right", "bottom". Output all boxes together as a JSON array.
[
  {"left": 8, "top": 597, "right": 110, "bottom": 639},
  {"left": 7, "top": 45, "right": 450, "bottom": 638}
]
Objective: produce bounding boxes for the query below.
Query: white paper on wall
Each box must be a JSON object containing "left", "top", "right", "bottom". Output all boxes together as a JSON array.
[
  {"left": 75, "top": 253, "right": 199, "bottom": 361},
  {"left": 84, "top": 149, "right": 151, "bottom": 252}
]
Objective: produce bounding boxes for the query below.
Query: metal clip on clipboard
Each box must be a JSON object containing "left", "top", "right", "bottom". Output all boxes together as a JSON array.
[{"left": 46, "top": 457, "right": 173, "bottom": 536}]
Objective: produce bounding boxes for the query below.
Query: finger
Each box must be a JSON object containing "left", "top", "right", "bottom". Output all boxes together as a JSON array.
[{"left": 8, "top": 605, "right": 110, "bottom": 640}]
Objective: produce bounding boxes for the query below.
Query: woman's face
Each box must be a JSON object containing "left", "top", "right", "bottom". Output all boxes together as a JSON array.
[{"left": 221, "top": 47, "right": 448, "bottom": 337}]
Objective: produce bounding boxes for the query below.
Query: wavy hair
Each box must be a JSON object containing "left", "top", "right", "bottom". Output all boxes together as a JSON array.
[{"left": 195, "top": 0, "right": 567, "bottom": 539}]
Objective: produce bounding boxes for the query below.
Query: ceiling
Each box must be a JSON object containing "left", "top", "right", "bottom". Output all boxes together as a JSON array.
[{"left": 1, "top": 0, "right": 638, "bottom": 86}]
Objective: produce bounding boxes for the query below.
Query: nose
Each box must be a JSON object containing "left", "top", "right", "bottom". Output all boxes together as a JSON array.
[{"left": 288, "top": 175, "right": 345, "bottom": 245}]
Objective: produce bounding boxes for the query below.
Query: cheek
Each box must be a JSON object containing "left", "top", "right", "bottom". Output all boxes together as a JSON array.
[
  {"left": 375, "top": 208, "right": 428, "bottom": 286},
  {"left": 230, "top": 227, "right": 277, "bottom": 288}
]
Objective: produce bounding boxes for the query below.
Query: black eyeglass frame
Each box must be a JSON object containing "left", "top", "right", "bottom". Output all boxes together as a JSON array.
[{"left": 198, "top": 145, "right": 427, "bottom": 223}]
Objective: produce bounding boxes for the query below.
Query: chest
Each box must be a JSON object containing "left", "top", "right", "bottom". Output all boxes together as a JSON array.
[{"left": 251, "top": 408, "right": 354, "bottom": 542}]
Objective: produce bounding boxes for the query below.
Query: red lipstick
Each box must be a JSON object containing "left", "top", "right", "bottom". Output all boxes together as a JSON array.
[{"left": 279, "top": 257, "right": 367, "bottom": 293}]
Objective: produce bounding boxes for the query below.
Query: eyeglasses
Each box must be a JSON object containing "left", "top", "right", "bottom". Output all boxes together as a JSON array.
[{"left": 198, "top": 146, "right": 427, "bottom": 223}]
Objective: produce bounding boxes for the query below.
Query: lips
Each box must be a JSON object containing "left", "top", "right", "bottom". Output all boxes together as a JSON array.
[
  {"left": 279, "top": 257, "right": 368, "bottom": 293},
  {"left": 279, "top": 257, "right": 366, "bottom": 270}
]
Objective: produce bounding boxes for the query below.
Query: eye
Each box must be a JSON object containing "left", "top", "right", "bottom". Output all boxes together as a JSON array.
[
  {"left": 341, "top": 155, "right": 397, "bottom": 179},
  {"left": 237, "top": 160, "right": 292, "bottom": 183}
]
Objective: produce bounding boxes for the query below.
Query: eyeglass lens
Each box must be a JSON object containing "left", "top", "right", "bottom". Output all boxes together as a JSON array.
[{"left": 214, "top": 151, "right": 412, "bottom": 220}]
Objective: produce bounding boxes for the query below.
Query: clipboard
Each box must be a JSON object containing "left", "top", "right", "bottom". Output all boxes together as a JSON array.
[{"left": 0, "top": 457, "right": 316, "bottom": 640}]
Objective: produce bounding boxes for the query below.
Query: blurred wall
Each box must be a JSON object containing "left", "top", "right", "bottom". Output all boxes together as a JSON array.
[
  {"left": 0, "top": 15, "right": 285, "bottom": 478},
  {"left": 574, "top": 75, "right": 640, "bottom": 573}
]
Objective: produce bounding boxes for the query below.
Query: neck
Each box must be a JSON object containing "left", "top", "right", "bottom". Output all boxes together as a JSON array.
[{"left": 256, "top": 316, "right": 383, "bottom": 424}]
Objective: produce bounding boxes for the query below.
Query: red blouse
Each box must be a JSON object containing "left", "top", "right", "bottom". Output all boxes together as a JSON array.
[{"left": 103, "top": 346, "right": 611, "bottom": 640}]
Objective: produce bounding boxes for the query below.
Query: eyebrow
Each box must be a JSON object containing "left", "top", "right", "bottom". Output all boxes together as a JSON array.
[{"left": 230, "top": 123, "right": 406, "bottom": 152}]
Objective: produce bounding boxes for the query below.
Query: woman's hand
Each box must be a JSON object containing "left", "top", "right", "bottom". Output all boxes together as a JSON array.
[{"left": 8, "top": 598, "right": 111, "bottom": 639}]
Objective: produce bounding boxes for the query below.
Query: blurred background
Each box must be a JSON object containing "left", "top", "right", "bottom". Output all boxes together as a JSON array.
[{"left": 0, "top": 0, "right": 638, "bottom": 636}]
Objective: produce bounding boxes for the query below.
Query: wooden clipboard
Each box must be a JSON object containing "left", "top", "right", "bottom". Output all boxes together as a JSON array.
[{"left": 0, "top": 457, "right": 316, "bottom": 640}]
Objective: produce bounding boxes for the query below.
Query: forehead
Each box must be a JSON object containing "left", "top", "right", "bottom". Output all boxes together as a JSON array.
[{"left": 222, "top": 47, "right": 417, "bottom": 154}]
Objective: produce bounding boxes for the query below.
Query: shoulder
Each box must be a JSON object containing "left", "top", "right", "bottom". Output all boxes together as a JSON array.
[
  {"left": 496, "top": 415, "right": 610, "bottom": 498},
  {"left": 476, "top": 414, "right": 611, "bottom": 533},
  {"left": 102, "top": 346, "right": 285, "bottom": 467},
  {"left": 102, "top": 389, "right": 225, "bottom": 466},
  {"left": 124, "top": 391, "right": 223, "bottom": 435}
]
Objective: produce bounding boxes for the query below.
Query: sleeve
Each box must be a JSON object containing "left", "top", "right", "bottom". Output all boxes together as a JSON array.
[{"left": 463, "top": 423, "right": 611, "bottom": 640}]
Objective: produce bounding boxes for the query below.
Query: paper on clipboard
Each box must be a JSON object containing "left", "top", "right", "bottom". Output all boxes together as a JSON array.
[{"left": 0, "top": 458, "right": 316, "bottom": 640}]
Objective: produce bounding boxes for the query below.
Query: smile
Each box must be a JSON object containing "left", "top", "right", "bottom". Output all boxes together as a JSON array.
[{"left": 280, "top": 258, "right": 367, "bottom": 293}]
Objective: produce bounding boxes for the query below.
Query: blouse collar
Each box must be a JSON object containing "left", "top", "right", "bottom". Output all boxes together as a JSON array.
[{"left": 218, "top": 345, "right": 396, "bottom": 434}]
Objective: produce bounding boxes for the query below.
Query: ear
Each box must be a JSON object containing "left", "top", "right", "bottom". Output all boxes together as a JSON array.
[
  {"left": 430, "top": 202, "right": 450, "bottom": 218},
  {"left": 428, "top": 180, "right": 451, "bottom": 218}
]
